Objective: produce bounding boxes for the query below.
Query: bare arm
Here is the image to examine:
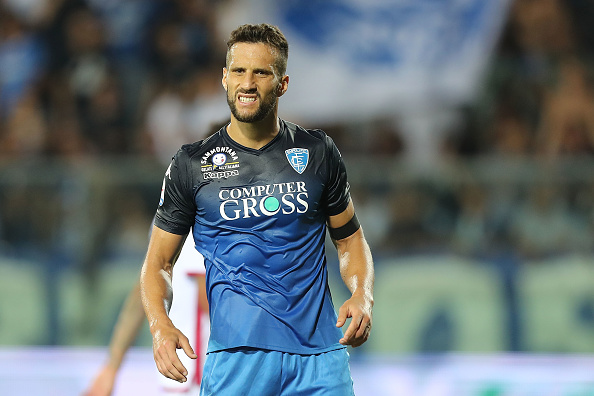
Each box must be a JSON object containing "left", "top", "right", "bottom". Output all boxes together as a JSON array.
[
  {"left": 329, "top": 200, "right": 375, "bottom": 347},
  {"left": 107, "top": 283, "right": 146, "bottom": 368},
  {"left": 83, "top": 283, "right": 146, "bottom": 396},
  {"left": 140, "top": 226, "right": 196, "bottom": 383}
]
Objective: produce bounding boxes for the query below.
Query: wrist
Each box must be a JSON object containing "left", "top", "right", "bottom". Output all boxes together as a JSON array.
[
  {"left": 352, "top": 289, "right": 374, "bottom": 305},
  {"left": 148, "top": 316, "right": 174, "bottom": 336}
]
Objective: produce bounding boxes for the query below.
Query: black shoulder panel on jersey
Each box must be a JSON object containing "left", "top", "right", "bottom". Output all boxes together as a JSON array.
[
  {"left": 181, "top": 139, "right": 205, "bottom": 158},
  {"left": 284, "top": 120, "right": 327, "bottom": 143},
  {"left": 306, "top": 128, "right": 327, "bottom": 142}
]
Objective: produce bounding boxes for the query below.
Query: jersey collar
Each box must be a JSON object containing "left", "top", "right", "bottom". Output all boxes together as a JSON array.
[{"left": 221, "top": 119, "right": 287, "bottom": 154}]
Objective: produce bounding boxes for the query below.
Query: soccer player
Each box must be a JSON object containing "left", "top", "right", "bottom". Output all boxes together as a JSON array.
[
  {"left": 84, "top": 235, "right": 208, "bottom": 396},
  {"left": 141, "top": 23, "right": 374, "bottom": 395}
]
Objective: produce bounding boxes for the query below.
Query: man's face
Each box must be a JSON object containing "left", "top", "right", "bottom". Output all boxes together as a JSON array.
[{"left": 223, "top": 42, "right": 287, "bottom": 123}]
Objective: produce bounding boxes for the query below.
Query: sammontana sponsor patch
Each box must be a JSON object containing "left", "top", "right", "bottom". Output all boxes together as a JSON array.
[{"left": 201, "top": 146, "right": 240, "bottom": 179}]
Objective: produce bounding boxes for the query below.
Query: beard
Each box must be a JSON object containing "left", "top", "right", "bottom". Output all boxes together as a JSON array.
[{"left": 227, "top": 89, "right": 277, "bottom": 123}]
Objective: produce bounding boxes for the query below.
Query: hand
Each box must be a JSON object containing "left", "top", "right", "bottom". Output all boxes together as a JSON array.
[
  {"left": 152, "top": 325, "right": 197, "bottom": 383},
  {"left": 336, "top": 293, "right": 373, "bottom": 347},
  {"left": 82, "top": 365, "right": 117, "bottom": 396}
]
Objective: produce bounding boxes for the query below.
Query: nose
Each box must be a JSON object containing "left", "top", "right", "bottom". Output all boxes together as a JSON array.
[{"left": 239, "top": 71, "right": 257, "bottom": 91}]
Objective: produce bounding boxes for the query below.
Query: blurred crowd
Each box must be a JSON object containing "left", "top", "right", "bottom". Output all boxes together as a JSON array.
[
  {"left": 450, "top": 0, "right": 594, "bottom": 160},
  {"left": 0, "top": 0, "right": 229, "bottom": 162},
  {"left": 2, "top": 0, "right": 594, "bottom": 264},
  {"left": 357, "top": 0, "right": 594, "bottom": 258}
]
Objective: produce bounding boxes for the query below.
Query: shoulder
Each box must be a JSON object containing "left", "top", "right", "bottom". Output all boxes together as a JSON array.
[
  {"left": 283, "top": 120, "right": 335, "bottom": 149},
  {"left": 177, "top": 129, "right": 224, "bottom": 160},
  {"left": 179, "top": 140, "right": 204, "bottom": 158}
]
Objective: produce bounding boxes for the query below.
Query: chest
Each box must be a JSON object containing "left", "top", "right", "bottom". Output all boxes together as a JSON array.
[{"left": 192, "top": 147, "right": 326, "bottom": 227}]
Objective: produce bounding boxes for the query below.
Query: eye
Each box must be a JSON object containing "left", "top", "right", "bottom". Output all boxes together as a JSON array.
[{"left": 254, "top": 69, "right": 272, "bottom": 77}]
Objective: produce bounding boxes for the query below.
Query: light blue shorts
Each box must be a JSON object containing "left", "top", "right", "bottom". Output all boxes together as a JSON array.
[{"left": 199, "top": 347, "right": 354, "bottom": 396}]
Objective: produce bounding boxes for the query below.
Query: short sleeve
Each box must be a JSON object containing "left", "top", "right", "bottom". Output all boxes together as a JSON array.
[
  {"left": 154, "top": 148, "right": 196, "bottom": 235},
  {"left": 323, "top": 135, "right": 351, "bottom": 216}
]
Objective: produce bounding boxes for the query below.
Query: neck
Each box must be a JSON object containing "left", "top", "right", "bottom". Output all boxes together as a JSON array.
[{"left": 227, "top": 112, "right": 280, "bottom": 150}]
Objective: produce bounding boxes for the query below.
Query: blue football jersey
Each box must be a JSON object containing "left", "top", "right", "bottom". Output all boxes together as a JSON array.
[{"left": 155, "top": 120, "right": 351, "bottom": 354}]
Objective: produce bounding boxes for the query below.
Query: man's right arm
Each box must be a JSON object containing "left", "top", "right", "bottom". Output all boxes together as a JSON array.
[{"left": 140, "top": 226, "right": 197, "bottom": 383}]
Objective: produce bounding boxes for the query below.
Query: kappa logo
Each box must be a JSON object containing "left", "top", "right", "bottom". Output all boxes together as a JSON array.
[
  {"left": 159, "top": 162, "right": 173, "bottom": 206},
  {"left": 285, "top": 148, "right": 309, "bottom": 174}
]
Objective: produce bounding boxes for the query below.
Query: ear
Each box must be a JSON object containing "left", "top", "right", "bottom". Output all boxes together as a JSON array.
[
  {"left": 222, "top": 67, "right": 228, "bottom": 91},
  {"left": 276, "top": 75, "right": 289, "bottom": 97}
]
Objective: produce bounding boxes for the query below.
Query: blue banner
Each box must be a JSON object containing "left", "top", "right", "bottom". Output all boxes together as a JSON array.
[{"left": 219, "top": 0, "right": 510, "bottom": 123}]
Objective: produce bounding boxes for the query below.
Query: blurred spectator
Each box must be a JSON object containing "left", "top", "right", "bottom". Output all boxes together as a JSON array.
[
  {"left": 44, "top": 112, "right": 87, "bottom": 157},
  {"left": 2, "top": 0, "right": 51, "bottom": 25},
  {"left": 80, "top": 73, "right": 129, "bottom": 154},
  {"left": 350, "top": 186, "right": 392, "bottom": 252},
  {"left": 565, "top": 0, "right": 594, "bottom": 59},
  {"left": 441, "top": 107, "right": 485, "bottom": 158},
  {"left": 86, "top": 0, "right": 160, "bottom": 62},
  {"left": 144, "top": 71, "right": 201, "bottom": 165},
  {"left": 62, "top": 5, "right": 108, "bottom": 86},
  {"left": 147, "top": 0, "right": 220, "bottom": 86},
  {"left": 510, "top": 0, "right": 576, "bottom": 59},
  {"left": 149, "top": 17, "right": 194, "bottom": 83},
  {"left": 2, "top": 0, "right": 68, "bottom": 28},
  {"left": 537, "top": 57, "right": 594, "bottom": 157},
  {"left": 485, "top": 182, "right": 523, "bottom": 248},
  {"left": 0, "top": 90, "right": 46, "bottom": 158},
  {"left": 367, "top": 117, "right": 404, "bottom": 157},
  {"left": 172, "top": 0, "right": 220, "bottom": 66},
  {"left": 184, "top": 64, "right": 230, "bottom": 138},
  {"left": 510, "top": 184, "right": 574, "bottom": 259},
  {"left": 85, "top": 0, "right": 163, "bottom": 121},
  {"left": 106, "top": 189, "right": 152, "bottom": 257},
  {"left": 144, "top": 64, "right": 228, "bottom": 165},
  {"left": 0, "top": 5, "right": 46, "bottom": 120},
  {"left": 385, "top": 187, "right": 430, "bottom": 252},
  {"left": 489, "top": 107, "right": 533, "bottom": 156},
  {"left": 468, "top": 0, "right": 582, "bottom": 159},
  {"left": 451, "top": 184, "right": 492, "bottom": 257}
]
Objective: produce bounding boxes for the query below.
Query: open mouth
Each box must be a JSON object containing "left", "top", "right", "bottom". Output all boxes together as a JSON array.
[{"left": 238, "top": 94, "right": 257, "bottom": 104}]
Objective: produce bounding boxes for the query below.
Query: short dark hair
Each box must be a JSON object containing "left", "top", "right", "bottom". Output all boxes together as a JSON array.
[{"left": 226, "top": 23, "right": 289, "bottom": 77}]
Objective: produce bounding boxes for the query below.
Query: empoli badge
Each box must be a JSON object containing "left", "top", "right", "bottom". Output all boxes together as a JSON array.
[{"left": 285, "top": 148, "right": 309, "bottom": 174}]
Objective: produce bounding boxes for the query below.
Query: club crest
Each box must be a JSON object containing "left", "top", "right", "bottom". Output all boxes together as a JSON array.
[{"left": 285, "top": 148, "right": 309, "bottom": 174}]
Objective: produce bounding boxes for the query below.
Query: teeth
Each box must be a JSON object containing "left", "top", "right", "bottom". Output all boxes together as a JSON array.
[{"left": 239, "top": 97, "right": 256, "bottom": 103}]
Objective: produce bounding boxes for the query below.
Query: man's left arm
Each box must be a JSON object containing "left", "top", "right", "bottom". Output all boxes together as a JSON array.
[{"left": 328, "top": 199, "right": 375, "bottom": 347}]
